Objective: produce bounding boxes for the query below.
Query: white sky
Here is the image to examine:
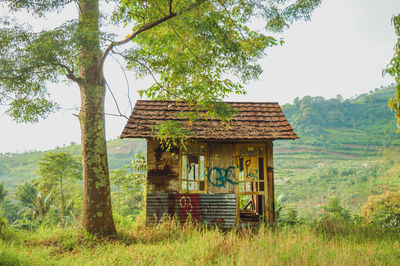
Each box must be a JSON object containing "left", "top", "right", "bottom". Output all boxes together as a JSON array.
[{"left": 0, "top": 0, "right": 399, "bottom": 153}]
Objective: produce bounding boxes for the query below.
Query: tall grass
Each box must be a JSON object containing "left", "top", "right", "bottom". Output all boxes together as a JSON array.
[{"left": 1, "top": 217, "right": 400, "bottom": 265}]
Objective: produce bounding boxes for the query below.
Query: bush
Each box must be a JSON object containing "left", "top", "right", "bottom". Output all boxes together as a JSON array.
[
  {"left": 361, "top": 190, "right": 400, "bottom": 227},
  {"left": 277, "top": 205, "right": 299, "bottom": 225},
  {"left": 322, "top": 197, "right": 351, "bottom": 221}
]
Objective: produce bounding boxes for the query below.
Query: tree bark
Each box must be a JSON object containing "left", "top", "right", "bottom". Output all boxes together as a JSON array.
[{"left": 78, "top": 0, "right": 116, "bottom": 235}]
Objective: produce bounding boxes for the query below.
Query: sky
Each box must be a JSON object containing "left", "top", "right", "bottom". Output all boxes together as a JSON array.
[{"left": 0, "top": 0, "right": 399, "bottom": 153}]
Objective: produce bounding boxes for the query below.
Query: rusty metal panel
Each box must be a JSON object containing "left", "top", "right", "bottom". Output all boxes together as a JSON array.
[
  {"left": 172, "top": 194, "right": 201, "bottom": 223},
  {"left": 199, "top": 194, "right": 236, "bottom": 229},
  {"left": 147, "top": 193, "right": 237, "bottom": 229},
  {"left": 146, "top": 193, "right": 171, "bottom": 223}
]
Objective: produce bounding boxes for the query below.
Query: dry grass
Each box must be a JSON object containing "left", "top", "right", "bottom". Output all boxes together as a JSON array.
[{"left": 1, "top": 217, "right": 400, "bottom": 265}]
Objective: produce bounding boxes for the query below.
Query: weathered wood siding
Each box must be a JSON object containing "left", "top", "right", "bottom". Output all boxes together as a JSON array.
[
  {"left": 207, "top": 143, "right": 236, "bottom": 193},
  {"left": 146, "top": 140, "right": 179, "bottom": 192}
]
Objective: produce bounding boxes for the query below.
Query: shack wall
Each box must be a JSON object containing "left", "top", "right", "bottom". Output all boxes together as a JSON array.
[
  {"left": 145, "top": 140, "right": 275, "bottom": 226},
  {"left": 146, "top": 140, "right": 179, "bottom": 192},
  {"left": 207, "top": 143, "right": 236, "bottom": 193}
]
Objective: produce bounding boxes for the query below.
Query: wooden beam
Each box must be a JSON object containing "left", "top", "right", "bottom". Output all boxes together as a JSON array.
[{"left": 266, "top": 141, "right": 275, "bottom": 222}]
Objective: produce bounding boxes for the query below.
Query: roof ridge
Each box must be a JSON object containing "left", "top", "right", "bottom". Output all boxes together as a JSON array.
[{"left": 136, "top": 100, "right": 281, "bottom": 104}]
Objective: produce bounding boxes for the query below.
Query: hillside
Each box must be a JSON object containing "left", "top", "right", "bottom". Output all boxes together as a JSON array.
[
  {"left": 0, "top": 138, "right": 146, "bottom": 190},
  {"left": 277, "top": 84, "right": 400, "bottom": 157},
  {"left": 2, "top": 85, "right": 400, "bottom": 216},
  {"left": 274, "top": 84, "right": 400, "bottom": 215}
]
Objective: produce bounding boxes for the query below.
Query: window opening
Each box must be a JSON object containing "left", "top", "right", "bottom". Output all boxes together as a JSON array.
[{"left": 181, "top": 145, "right": 206, "bottom": 192}]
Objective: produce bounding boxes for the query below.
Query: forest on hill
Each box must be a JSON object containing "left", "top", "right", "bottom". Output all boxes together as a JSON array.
[{"left": 276, "top": 84, "right": 400, "bottom": 157}]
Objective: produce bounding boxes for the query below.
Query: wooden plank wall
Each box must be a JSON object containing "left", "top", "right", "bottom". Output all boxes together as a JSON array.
[
  {"left": 207, "top": 143, "right": 236, "bottom": 193},
  {"left": 146, "top": 140, "right": 179, "bottom": 192}
]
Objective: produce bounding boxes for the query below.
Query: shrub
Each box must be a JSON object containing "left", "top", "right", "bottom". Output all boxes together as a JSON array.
[
  {"left": 361, "top": 190, "right": 400, "bottom": 227},
  {"left": 323, "top": 197, "right": 351, "bottom": 221}
]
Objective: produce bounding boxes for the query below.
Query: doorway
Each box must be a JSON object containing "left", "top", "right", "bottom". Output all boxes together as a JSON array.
[{"left": 236, "top": 144, "right": 267, "bottom": 223}]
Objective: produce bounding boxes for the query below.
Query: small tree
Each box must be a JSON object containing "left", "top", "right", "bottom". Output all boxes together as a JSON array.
[
  {"left": 385, "top": 14, "right": 400, "bottom": 128},
  {"left": 15, "top": 182, "right": 53, "bottom": 222},
  {"left": 38, "top": 152, "right": 82, "bottom": 227}
]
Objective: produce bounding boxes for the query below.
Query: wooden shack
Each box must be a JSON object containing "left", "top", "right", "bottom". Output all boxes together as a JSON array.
[{"left": 121, "top": 100, "right": 298, "bottom": 228}]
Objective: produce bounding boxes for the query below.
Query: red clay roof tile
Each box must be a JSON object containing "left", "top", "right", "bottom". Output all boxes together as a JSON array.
[{"left": 121, "top": 100, "right": 298, "bottom": 140}]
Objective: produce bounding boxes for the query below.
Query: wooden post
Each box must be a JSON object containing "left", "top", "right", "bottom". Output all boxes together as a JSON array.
[{"left": 266, "top": 141, "right": 275, "bottom": 222}]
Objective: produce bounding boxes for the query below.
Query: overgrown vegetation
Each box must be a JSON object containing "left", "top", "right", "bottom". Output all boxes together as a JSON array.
[{"left": 2, "top": 211, "right": 400, "bottom": 265}]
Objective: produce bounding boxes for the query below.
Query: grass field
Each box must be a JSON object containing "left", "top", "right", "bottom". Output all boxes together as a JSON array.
[{"left": 1, "top": 217, "right": 400, "bottom": 265}]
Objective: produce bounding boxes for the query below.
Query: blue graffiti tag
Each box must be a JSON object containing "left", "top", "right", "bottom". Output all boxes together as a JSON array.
[{"left": 207, "top": 166, "right": 238, "bottom": 187}]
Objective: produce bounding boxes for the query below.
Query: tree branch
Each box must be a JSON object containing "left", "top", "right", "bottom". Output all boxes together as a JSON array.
[
  {"left": 131, "top": 58, "right": 180, "bottom": 99},
  {"left": 169, "top": 25, "right": 207, "bottom": 68},
  {"left": 105, "top": 81, "right": 129, "bottom": 120},
  {"left": 110, "top": 52, "right": 133, "bottom": 111},
  {"left": 99, "top": 12, "right": 177, "bottom": 82},
  {"left": 53, "top": 63, "right": 81, "bottom": 83},
  {"left": 98, "top": 0, "right": 209, "bottom": 82}
]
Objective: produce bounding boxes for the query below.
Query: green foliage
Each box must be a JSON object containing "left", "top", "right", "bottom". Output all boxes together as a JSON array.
[
  {"left": 384, "top": 14, "right": 400, "bottom": 128},
  {"left": 14, "top": 182, "right": 53, "bottom": 223},
  {"left": 152, "top": 121, "right": 192, "bottom": 152},
  {"left": 0, "top": 139, "right": 145, "bottom": 192},
  {"left": 37, "top": 152, "right": 82, "bottom": 227},
  {"left": 361, "top": 190, "right": 400, "bottom": 228},
  {"left": 283, "top": 85, "right": 399, "bottom": 144},
  {"left": 113, "top": 0, "right": 321, "bottom": 142},
  {"left": 0, "top": 0, "right": 321, "bottom": 124},
  {"left": 322, "top": 197, "right": 351, "bottom": 221},
  {"left": 110, "top": 153, "right": 146, "bottom": 218},
  {"left": 37, "top": 152, "right": 82, "bottom": 191},
  {"left": 0, "top": 183, "right": 6, "bottom": 205},
  {"left": 277, "top": 205, "right": 299, "bottom": 225}
]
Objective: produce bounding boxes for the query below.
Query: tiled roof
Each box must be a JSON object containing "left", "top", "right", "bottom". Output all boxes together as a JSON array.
[{"left": 121, "top": 100, "right": 298, "bottom": 140}]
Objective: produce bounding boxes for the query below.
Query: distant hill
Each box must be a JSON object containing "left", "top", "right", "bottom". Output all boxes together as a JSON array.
[
  {"left": 276, "top": 84, "right": 400, "bottom": 157},
  {"left": 0, "top": 138, "right": 145, "bottom": 191}
]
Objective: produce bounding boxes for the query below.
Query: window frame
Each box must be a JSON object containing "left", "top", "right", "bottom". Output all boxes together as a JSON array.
[{"left": 179, "top": 143, "right": 208, "bottom": 193}]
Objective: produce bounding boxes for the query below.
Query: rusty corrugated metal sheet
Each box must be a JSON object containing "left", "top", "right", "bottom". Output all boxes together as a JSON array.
[
  {"left": 199, "top": 194, "right": 236, "bottom": 229},
  {"left": 146, "top": 193, "right": 170, "bottom": 223},
  {"left": 146, "top": 193, "right": 237, "bottom": 229},
  {"left": 121, "top": 101, "right": 298, "bottom": 140}
]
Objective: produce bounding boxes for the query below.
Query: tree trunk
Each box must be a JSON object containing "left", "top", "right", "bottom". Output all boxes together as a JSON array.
[{"left": 78, "top": 0, "right": 116, "bottom": 235}]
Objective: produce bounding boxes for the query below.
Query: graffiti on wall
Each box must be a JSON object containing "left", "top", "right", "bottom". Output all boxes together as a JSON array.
[
  {"left": 176, "top": 194, "right": 200, "bottom": 220},
  {"left": 206, "top": 166, "right": 237, "bottom": 187},
  {"left": 206, "top": 159, "right": 259, "bottom": 187}
]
